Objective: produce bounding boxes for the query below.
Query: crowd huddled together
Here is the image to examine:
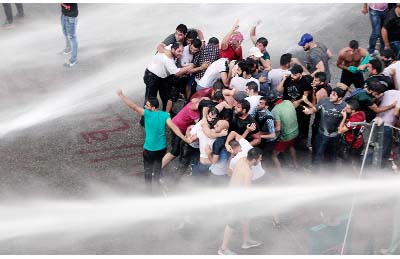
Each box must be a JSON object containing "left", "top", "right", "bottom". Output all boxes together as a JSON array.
[{"left": 115, "top": 4, "right": 400, "bottom": 254}]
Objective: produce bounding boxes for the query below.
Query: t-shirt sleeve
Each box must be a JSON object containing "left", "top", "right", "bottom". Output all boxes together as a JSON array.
[
  {"left": 239, "top": 138, "right": 253, "bottom": 153},
  {"left": 271, "top": 108, "right": 281, "bottom": 122},
  {"left": 165, "top": 57, "right": 180, "bottom": 75},
  {"left": 212, "top": 138, "right": 225, "bottom": 155},
  {"left": 162, "top": 34, "right": 176, "bottom": 45}
]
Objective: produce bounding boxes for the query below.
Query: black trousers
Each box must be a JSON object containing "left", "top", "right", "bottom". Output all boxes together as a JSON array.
[
  {"left": 143, "top": 148, "right": 166, "bottom": 190},
  {"left": 143, "top": 69, "right": 169, "bottom": 111},
  {"left": 2, "top": 3, "right": 23, "bottom": 23}
]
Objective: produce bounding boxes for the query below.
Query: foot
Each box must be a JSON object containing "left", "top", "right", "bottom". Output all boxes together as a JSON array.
[
  {"left": 0, "top": 21, "right": 14, "bottom": 30},
  {"left": 63, "top": 60, "right": 78, "bottom": 67},
  {"left": 59, "top": 48, "right": 72, "bottom": 55},
  {"left": 218, "top": 247, "right": 237, "bottom": 255},
  {"left": 14, "top": 14, "right": 24, "bottom": 21},
  {"left": 241, "top": 239, "right": 262, "bottom": 249}
]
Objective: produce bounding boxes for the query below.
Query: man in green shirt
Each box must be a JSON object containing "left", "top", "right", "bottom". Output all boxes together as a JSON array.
[
  {"left": 268, "top": 91, "right": 299, "bottom": 175},
  {"left": 117, "top": 89, "right": 190, "bottom": 193}
]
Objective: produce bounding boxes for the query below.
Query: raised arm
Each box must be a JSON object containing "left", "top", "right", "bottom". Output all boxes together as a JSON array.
[
  {"left": 221, "top": 19, "right": 239, "bottom": 50},
  {"left": 117, "top": 89, "right": 144, "bottom": 116}
]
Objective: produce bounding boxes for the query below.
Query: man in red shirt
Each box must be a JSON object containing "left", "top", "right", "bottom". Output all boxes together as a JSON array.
[
  {"left": 220, "top": 20, "right": 243, "bottom": 61},
  {"left": 338, "top": 100, "right": 366, "bottom": 164}
]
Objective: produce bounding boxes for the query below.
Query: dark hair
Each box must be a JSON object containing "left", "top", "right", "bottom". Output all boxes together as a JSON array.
[
  {"left": 381, "top": 48, "right": 397, "bottom": 60},
  {"left": 208, "top": 37, "right": 219, "bottom": 45},
  {"left": 347, "top": 100, "right": 360, "bottom": 111},
  {"left": 208, "top": 106, "right": 220, "bottom": 117},
  {"left": 229, "top": 139, "right": 240, "bottom": 149},
  {"left": 260, "top": 96, "right": 268, "bottom": 103},
  {"left": 238, "top": 60, "right": 252, "bottom": 75},
  {"left": 176, "top": 24, "right": 188, "bottom": 34},
  {"left": 246, "top": 81, "right": 259, "bottom": 92},
  {"left": 245, "top": 57, "right": 259, "bottom": 73},
  {"left": 212, "top": 80, "right": 225, "bottom": 91},
  {"left": 212, "top": 91, "right": 225, "bottom": 102},
  {"left": 256, "top": 37, "right": 268, "bottom": 47},
  {"left": 280, "top": 53, "right": 292, "bottom": 66},
  {"left": 369, "top": 59, "right": 383, "bottom": 73},
  {"left": 314, "top": 72, "right": 327, "bottom": 83},
  {"left": 191, "top": 38, "right": 202, "bottom": 49},
  {"left": 147, "top": 97, "right": 159, "bottom": 109},
  {"left": 332, "top": 87, "right": 346, "bottom": 98},
  {"left": 186, "top": 29, "right": 198, "bottom": 40},
  {"left": 239, "top": 99, "right": 251, "bottom": 114},
  {"left": 349, "top": 40, "right": 359, "bottom": 50},
  {"left": 247, "top": 147, "right": 263, "bottom": 161},
  {"left": 171, "top": 42, "right": 183, "bottom": 50},
  {"left": 366, "top": 78, "right": 386, "bottom": 94},
  {"left": 219, "top": 108, "right": 233, "bottom": 121}
]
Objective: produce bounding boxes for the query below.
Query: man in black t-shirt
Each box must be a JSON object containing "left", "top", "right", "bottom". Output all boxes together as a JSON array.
[
  {"left": 231, "top": 99, "right": 261, "bottom": 147},
  {"left": 382, "top": 4, "right": 400, "bottom": 59},
  {"left": 277, "top": 64, "right": 313, "bottom": 146},
  {"left": 61, "top": 3, "right": 79, "bottom": 67}
]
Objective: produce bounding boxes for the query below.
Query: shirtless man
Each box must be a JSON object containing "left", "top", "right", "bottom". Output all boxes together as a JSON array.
[
  {"left": 336, "top": 40, "right": 369, "bottom": 89},
  {"left": 217, "top": 147, "right": 263, "bottom": 255}
]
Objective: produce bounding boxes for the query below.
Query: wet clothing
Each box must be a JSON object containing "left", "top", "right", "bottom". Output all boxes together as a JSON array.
[
  {"left": 383, "top": 8, "right": 400, "bottom": 43},
  {"left": 143, "top": 109, "right": 170, "bottom": 151},
  {"left": 340, "top": 69, "right": 365, "bottom": 89},
  {"left": 193, "top": 43, "right": 220, "bottom": 80},
  {"left": 306, "top": 42, "right": 331, "bottom": 82},
  {"left": 316, "top": 98, "right": 347, "bottom": 137},
  {"left": 345, "top": 89, "right": 375, "bottom": 122},
  {"left": 271, "top": 100, "right": 299, "bottom": 141},
  {"left": 220, "top": 45, "right": 242, "bottom": 61},
  {"left": 344, "top": 111, "right": 366, "bottom": 149},
  {"left": 231, "top": 114, "right": 260, "bottom": 143},
  {"left": 282, "top": 76, "right": 312, "bottom": 102},
  {"left": 365, "top": 74, "right": 395, "bottom": 91}
]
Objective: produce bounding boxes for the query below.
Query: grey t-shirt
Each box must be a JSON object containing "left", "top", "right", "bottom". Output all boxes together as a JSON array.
[
  {"left": 307, "top": 42, "right": 331, "bottom": 82},
  {"left": 162, "top": 33, "right": 176, "bottom": 46},
  {"left": 317, "top": 98, "right": 347, "bottom": 137}
]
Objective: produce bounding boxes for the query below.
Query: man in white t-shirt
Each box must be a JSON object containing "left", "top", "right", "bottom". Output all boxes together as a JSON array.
[
  {"left": 230, "top": 60, "right": 260, "bottom": 101},
  {"left": 144, "top": 42, "right": 192, "bottom": 110},
  {"left": 245, "top": 81, "right": 262, "bottom": 116},
  {"left": 382, "top": 49, "right": 400, "bottom": 90},
  {"left": 225, "top": 131, "right": 266, "bottom": 181},
  {"left": 267, "top": 53, "right": 292, "bottom": 91},
  {"left": 377, "top": 89, "right": 400, "bottom": 168},
  {"left": 196, "top": 58, "right": 231, "bottom": 91}
]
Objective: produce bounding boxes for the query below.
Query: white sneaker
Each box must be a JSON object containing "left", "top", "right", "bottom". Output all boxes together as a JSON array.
[
  {"left": 63, "top": 60, "right": 77, "bottom": 67},
  {"left": 218, "top": 247, "right": 237, "bottom": 255},
  {"left": 241, "top": 239, "right": 262, "bottom": 249}
]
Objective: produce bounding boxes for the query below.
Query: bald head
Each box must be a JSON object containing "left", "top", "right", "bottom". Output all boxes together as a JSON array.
[{"left": 214, "top": 119, "right": 230, "bottom": 133}]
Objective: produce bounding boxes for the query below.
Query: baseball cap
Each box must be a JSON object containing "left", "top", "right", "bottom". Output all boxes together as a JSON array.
[
  {"left": 290, "top": 64, "right": 303, "bottom": 74},
  {"left": 248, "top": 46, "right": 263, "bottom": 58},
  {"left": 298, "top": 33, "right": 313, "bottom": 46}
]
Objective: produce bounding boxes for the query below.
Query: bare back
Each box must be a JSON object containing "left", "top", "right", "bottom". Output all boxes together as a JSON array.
[{"left": 229, "top": 157, "right": 252, "bottom": 187}]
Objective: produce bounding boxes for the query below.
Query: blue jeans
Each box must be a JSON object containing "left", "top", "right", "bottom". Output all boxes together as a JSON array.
[
  {"left": 315, "top": 132, "right": 339, "bottom": 166},
  {"left": 382, "top": 126, "right": 393, "bottom": 165},
  {"left": 368, "top": 8, "right": 388, "bottom": 54},
  {"left": 61, "top": 14, "right": 78, "bottom": 63},
  {"left": 390, "top": 41, "right": 400, "bottom": 60}
]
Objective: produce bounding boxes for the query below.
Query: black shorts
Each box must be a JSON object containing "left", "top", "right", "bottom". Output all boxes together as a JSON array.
[{"left": 340, "top": 70, "right": 365, "bottom": 89}]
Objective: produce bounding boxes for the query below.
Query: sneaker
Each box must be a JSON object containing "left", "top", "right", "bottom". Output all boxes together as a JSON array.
[
  {"left": 241, "top": 239, "right": 262, "bottom": 249},
  {"left": 63, "top": 60, "right": 77, "bottom": 67},
  {"left": 218, "top": 248, "right": 237, "bottom": 255},
  {"left": 59, "top": 49, "right": 72, "bottom": 55},
  {"left": 0, "top": 21, "right": 14, "bottom": 30}
]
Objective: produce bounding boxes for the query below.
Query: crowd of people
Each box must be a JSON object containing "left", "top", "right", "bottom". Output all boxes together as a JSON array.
[{"left": 115, "top": 4, "right": 400, "bottom": 255}]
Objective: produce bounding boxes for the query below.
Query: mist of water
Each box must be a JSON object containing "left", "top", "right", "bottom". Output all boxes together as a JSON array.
[
  {"left": 0, "top": 3, "right": 358, "bottom": 137},
  {"left": 0, "top": 176, "right": 398, "bottom": 242}
]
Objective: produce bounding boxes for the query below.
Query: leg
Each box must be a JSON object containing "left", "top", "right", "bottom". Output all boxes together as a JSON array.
[
  {"left": 220, "top": 225, "right": 234, "bottom": 251},
  {"left": 368, "top": 8, "right": 382, "bottom": 54},
  {"left": 143, "top": 149, "right": 154, "bottom": 192},
  {"left": 314, "top": 133, "right": 329, "bottom": 167},
  {"left": 152, "top": 148, "right": 166, "bottom": 183},
  {"left": 382, "top": 126, "right": 393, "bottom": 168},
  {"left": 353, "top": 72, "right": 365, "bottom": 89},
  {"left": 60, "top": 14, "right": 71, "bottom": 52},
  {"left": 271, "top": 149, "right": 282, "bottom": 175},
  {"left": 288, "top": 145, "right": 299, "bottom": 169},
  {"left": 15, "top": 3, "right": 24, "bottom": 17},
  {"left": 65, "top": 16, "right": 78, "bottom": 63},
  {"left": 241, "top": 220, "right": 250, "bottom": 244},
  {"left": 390, "top": 41, "right": 400, "bottom": 60},
  {"left": 2, "top": 3, "right": 13, "bottom": 23}
]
